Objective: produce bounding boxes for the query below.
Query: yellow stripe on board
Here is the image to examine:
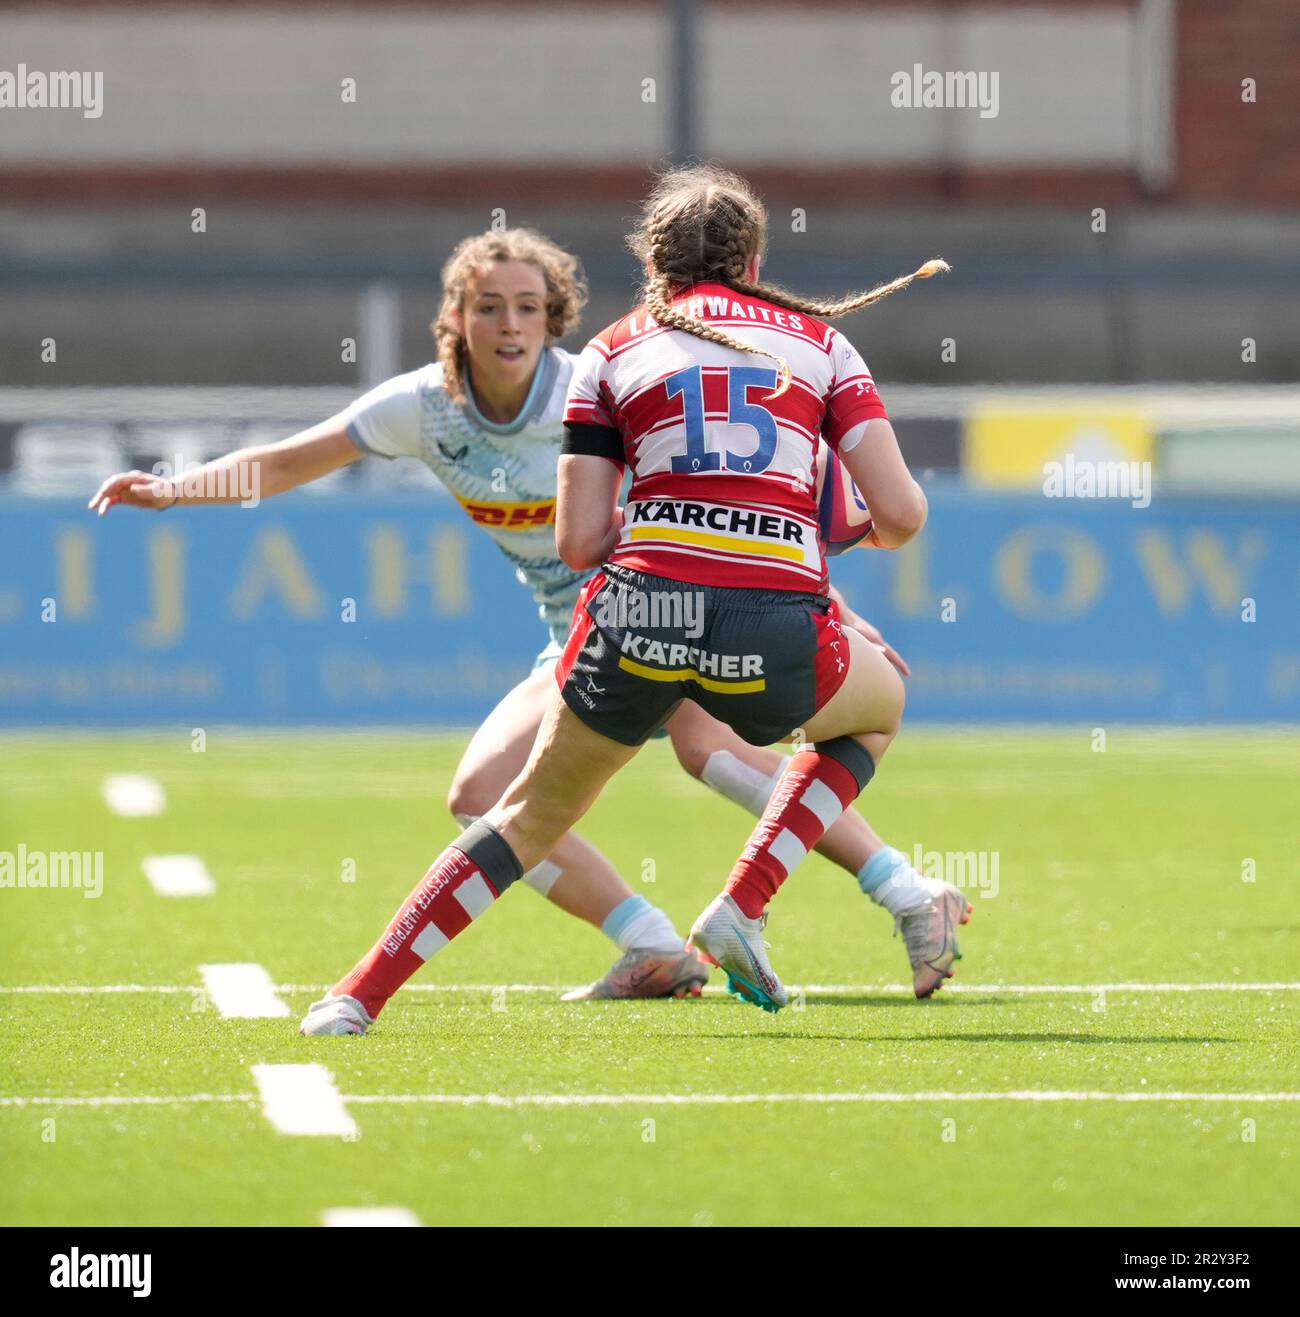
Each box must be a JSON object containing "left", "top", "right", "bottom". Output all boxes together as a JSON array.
[
  {"left": 618, "top": 655, "right": 766, "bottom": 695},
  {"left": 628, "top": 525, "right": 805, "bottom": 562}
]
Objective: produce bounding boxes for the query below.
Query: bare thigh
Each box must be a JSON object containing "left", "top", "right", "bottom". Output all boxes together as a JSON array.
[
  {"left": 447, "top": 665, "right": 554, "bottom": 817},
  {"left": 797, "top": 628, "right": 905, "bottom": 752},
  {"left": 485, "top": 694, "right": 642, "bottom": 872}
]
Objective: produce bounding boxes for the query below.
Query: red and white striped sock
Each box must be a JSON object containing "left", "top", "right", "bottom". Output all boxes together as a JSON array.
[
  {"left": 725, "top": 738, "right": 875, "bottom": 919},
  {"left": 333, "top": 820, "right": 522, "bottom": 1019}
]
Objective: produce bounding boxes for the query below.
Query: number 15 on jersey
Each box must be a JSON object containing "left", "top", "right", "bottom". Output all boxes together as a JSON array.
[{"left": 666, "top": 364, "right": 781, "bottom": 476}]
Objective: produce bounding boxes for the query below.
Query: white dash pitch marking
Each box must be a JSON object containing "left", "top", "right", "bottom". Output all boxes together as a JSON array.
[
  {"left": 101, "top": 773, "right": 166, "bottom": 817},
  {"left": 141, "top": 854, "right": 215, "bottom": 897},
  {"left": 199, "top": 963, "right": 290, "bottom": 1019},
  {"left": 252, "top": 1063, "right": 357, "bottom": 1137},
  {"left": 322, "top": 1207, "right": 421, "bottom": 1228}
]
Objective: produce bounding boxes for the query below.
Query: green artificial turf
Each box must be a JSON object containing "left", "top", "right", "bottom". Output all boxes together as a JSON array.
[{"left": 1, "top": 729, "right": 1296, "bottom": 1225}]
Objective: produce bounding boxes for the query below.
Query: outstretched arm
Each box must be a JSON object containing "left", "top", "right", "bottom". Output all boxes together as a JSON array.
[{"left": 88, "top": 416, "right": 363, "bottom": 515}]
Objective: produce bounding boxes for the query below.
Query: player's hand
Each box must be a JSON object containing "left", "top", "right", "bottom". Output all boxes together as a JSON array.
[
  {"left": 88, "top": 471, "right": 177, "bottom": 516},
  {"left": 839, "top": 607, "right": 911, "bottom": 678}
]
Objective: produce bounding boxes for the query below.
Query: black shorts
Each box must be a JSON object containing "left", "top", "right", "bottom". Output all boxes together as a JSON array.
[{"left": 555, "top": 565, "right": 850, "bottom": 747}]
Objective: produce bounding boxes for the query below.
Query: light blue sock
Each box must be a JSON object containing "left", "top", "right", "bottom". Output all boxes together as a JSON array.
[
  {"left": 601, "top": 894, "right": 682, "bottom": 953},
  {"left": 858, "top": 843, "right": 945, "bottom": 915},
  {"left": 857, "top": 845, "right": 909, "bottom": 896},
  {"left": 602, "top": 894, "right": 650, "bottom": 941}
]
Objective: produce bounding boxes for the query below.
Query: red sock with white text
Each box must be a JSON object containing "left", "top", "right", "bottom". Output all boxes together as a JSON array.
[
  {"left": 333, "top": 820, "right": 522, "bottom": 1018},
  {"left": 725, "top": 738, "right": 875, "bottom": 919}
]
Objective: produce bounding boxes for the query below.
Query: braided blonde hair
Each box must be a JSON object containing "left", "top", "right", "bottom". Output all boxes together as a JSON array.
[
  {"left": 630, "top": 164, "right": 949, "bottom": 396},
  {"left": 432, "top": 228, "right": 588, "bottom": 404}
]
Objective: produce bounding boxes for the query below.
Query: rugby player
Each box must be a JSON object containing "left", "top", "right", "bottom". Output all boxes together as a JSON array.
[
  {"left": 294, "top": 168, "right": 968, "bottom": 1033},
  {"left": 89, "top": 230, "right": 704, "bottom": 998}
]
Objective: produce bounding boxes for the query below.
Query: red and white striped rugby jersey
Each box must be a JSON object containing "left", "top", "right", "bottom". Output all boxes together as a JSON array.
[{"left": 564, "top": 280, "right": 888, "bottom": 593}]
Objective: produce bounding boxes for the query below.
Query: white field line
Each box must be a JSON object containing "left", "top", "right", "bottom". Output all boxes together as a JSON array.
[
  {"left": 3, "top": 1090, "right": 1299, "bottom": 1110},
  {"left": 345, "top": 1091, "right": 1300, "bottom": 1107},
  {"left": 322, "top": 1207, "right": 421, "bottom": 1228},
  {"left": 141, "top": 855, "right": 215, "bottom": 897},
  {"left": 4, "top": 981, "right": 1299, "bottom": 997},
  {"left": 283, "top": 981, "right": 1300, "bottom": 997},
  {"left": 198, "top": 963, "right": 290, "bottom": 1019},
  {"left": 101, "top": 773, "right": 165, "bottom": 817},
  {"left": 0, "top": 1094, "right": 254, "bottom": 1107},
  {"left": 251, "top": 1063, "right": 357, "bottom": 1137},
  {"left": 0, "top": 985, "right": 199, "bottom": 994}
]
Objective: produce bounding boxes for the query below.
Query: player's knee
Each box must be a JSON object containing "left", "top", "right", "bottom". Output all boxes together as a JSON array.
[
  {"left": 492, "top": 799, "right": 568, "bottom": 865},
  {"left": 670, "top": 734, "right": 710, "bottom": 780},
  {"left": 664, "top": 710, "right": 711, "bottom": 779},
  {"left": 447, "top": 776, "right": 492, "bottom": 822}
]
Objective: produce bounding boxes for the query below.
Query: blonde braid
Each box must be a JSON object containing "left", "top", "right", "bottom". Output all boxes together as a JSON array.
[
  {"left": 630, "top": 164, "right": 950, "bottom": 400},
  {"left": 729, "top": 259, "right": 951, "bottom": 320},
  {"left": 645, "top": 193, "right": 793, "bottom": 397}
]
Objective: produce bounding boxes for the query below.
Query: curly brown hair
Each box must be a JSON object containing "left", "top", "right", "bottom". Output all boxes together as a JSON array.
[
  {"left": 431, "top": 228, "right": 589, "bottom": 404},
  {"left": 629, "top": 164, "right": 949, "bottom": 396}
]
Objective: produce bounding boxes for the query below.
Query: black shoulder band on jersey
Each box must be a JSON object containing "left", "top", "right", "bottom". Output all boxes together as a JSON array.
[{"left": 562, "top": 421, "right": 625, "bottom": 463}]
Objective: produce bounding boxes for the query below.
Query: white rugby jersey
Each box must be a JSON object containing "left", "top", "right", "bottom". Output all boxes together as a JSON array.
[
  {"left": 342, "top": 348, "right": 589, "bottom": 647},
  {"left": 564, "top": 281, "right": 888, "bottom": 593}
]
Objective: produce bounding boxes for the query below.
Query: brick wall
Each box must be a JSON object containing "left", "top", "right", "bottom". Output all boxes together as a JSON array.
[
  {"left": 2, "top": 2, "right": 1295, "bottom": 206},
  {"left": 1178, "top": 0, "right": 1300, "bottom": 204}
]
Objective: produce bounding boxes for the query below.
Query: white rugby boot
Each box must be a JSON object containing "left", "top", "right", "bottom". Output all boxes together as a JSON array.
[
  {"left": 560, "top": 947, "right": 710, "bottom": 1001},
  {"left": 688, "top": 893, "right": 788, "bottom": 1013},
  {"left": 897, "top": 883, "right": 972, "bottom": 998},
  {"left": 299, "top": 993, "right": 374, "bottom": 1036}
]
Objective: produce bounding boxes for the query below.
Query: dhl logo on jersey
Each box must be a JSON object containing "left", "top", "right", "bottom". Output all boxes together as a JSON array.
[{"left": 455, "top": 495, "right": 557, "bottom": 531}]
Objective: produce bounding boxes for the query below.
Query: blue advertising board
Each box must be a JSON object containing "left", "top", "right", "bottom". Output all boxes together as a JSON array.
[{"left": 2, "top": 486, "right": 1297, "bottom": 725}]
